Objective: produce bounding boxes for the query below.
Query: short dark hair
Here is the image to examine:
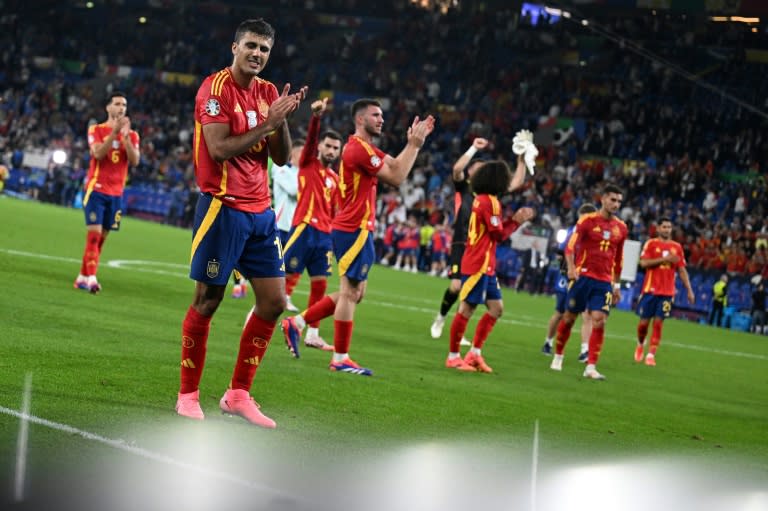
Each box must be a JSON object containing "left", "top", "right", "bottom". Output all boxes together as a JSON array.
[
  {"left": 577, "top": 203, "right": 597, "bottom": 216},
  {"left": 658, "top": 216, "right": 672, "bottom": 225},
  {"left": 107, "top": 91, "right": 127, "bottom": 106},
  {"left": 603, "top": 183, "right": 623, "bottom": 196},
  {"left": 292, "top": 138, "right": 305, "bottom": 149},
  {"left": 469, "top": 160, "right": 511, "bottom": 196},
  {"left": 321, "top": 129, "right": 342, "bottom": 142},
  {"left": 351, "top": 98, "right": 381, "bottom": 118},
  {"left": 234, "top": 18, "right": 275, "bottom": 43}
]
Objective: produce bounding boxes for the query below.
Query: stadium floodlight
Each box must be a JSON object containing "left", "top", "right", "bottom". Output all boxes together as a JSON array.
[
  {"left": 556, "top": 229, "right": 568, "bottom": 244},
  {"left": 52, "top": 150, "right": 67, "bottom": 165}
]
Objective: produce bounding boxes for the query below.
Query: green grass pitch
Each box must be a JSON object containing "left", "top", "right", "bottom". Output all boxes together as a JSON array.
[{"left": 1, "top": 197, "right": 766, "bottom": 508}]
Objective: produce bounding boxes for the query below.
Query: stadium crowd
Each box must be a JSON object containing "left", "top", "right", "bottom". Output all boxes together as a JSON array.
[{"left": 1, "top": 1, "right": 767, "bottom": 302}]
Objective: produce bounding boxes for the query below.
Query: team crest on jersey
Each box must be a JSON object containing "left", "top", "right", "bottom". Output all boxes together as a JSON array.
[
  {"left": 182, "top": 336, "right": 195, "bottom": 348},
  {"left": 611, "top": 226, "right": 621, "bottom": 237},
  {"left": 662, "top": 250, "right": 669, "bottom": 257},
  {"left": 603, "top": 230, "right": 611, "bottom": 240},
  {"left": 490, "top": 216, "right": 500, "bottom": 227},
  {"left": 251, "top": 337, "right": 268, "bottom": 349},
  {"left": 112, "top": 140, "right": 120, "bottom": 149},
  {"left": 325, "top": 177, "right": 333, "bottom": 188},
  {"left": 205, "top": 98, "right": 220, "bottom": 116},
  {"left": 246, "top": 111, "right": 258, "bottom": 128},
  {"left": 370, "top": 155, "right": 382, "bottom": 167},
  {"left": 206, "top": 259, "right": 220, "bottom": 278}
]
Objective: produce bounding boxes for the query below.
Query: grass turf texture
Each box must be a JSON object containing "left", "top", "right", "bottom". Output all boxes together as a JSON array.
[{"left": 1, "top": 197, "right": 767, "bottom": 497}]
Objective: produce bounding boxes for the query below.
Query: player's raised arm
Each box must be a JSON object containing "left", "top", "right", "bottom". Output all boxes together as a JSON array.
[
  {"left": 377, "top": 115, "right": 435, "bottom": 186},
  {"left": 452, "top": 137, "right": 489, "bottom": 182}
]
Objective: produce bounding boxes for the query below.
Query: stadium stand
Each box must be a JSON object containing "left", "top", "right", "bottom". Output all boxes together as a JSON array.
[{"left": 1, "top": 1, "right": 766, "bottom": 327}]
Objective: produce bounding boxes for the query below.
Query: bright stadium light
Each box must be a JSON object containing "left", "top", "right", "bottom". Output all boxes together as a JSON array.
[
  {"left": 556, "top": 229, "right": 568, "bottom": 244},
  {"left": 52, "top": 150, "right": 67, "bottom": 165}
]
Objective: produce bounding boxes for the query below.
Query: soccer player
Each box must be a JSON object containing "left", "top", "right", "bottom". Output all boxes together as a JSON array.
[
  {"left": 282, "top": 97, "right": 341, "bottom": 351},
  {"left": 281, "top": 98, "right": 435, "bottom": 374},
  {"left": 549, "top": 183, "right": 628, "bottom": 380},
  {"left": 430, "top": 137, "right": 527, "bottom": 340},
  {"left": 73, "top": 91, "right": 140, "bottom": 293},
  {"left": 272, "top": 139, "right": 303, "bottom": 312},
  {"left": 542, "top": 203, "right": 597, "bottom": 360},
  {"left": 175, "top": 18, "right": 307, "bottom": 428},
  {"left": 445, "top": 160, "right": 534, "bottom": 372},
  {"left": 634, "top": 216, "right": 695, "bottom": 366}
]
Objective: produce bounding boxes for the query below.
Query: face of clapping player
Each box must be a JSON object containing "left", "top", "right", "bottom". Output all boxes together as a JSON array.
[
  {"left": 232, "top": 32, "right": 273, "bottom": 77},
  {"left": 360, "top": 105, "right": 384, "bottom": 137},
  {"left": 658, "top": 221, "right": 673, "bottom": 240},
  {"left": 106, "top": 96, "right": 127, "bottom": 121}
]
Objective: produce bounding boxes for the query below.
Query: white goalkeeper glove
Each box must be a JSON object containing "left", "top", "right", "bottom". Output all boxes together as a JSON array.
[
  {"left": 523, "top": 142, "right": 538, "bottom": 175},
  {"left": 512, "top": 129, "right": 533, "bottom": 155}
]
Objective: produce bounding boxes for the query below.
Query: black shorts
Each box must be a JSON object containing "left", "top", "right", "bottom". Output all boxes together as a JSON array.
[{"left": 448, "top": 242, "right": 466, "bottom": 280}]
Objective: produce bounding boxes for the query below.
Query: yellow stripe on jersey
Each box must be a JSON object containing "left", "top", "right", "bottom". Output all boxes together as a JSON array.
[
  {"left": 338, "top": 161, "right": 347, "bottom": 198},
  {"left": 194, "top": 121, "right": 202, "bottom": 168},
  {"left": 283, "top": 223, "right": 307, "bottom": 253},
  {"left": 217, "top": 161, "right": 228, "bottom": 196},
  {"left": 189, "top": 197, "right": 223, "bottom": 263},
  {"left": 83, "top": 161, "right": 100, "bottom": 206},
  {"left": 338, "top": 229, "right": 370, "bottom": 277},
  {"left": 211, "top": 70, "right": 228, "bottom": 96},
  {"left": 489, "top": 195, "right": 501, "bottom": 215},
  {"left": 355, "top": 137, "right": 377, "bottom": 157},
  {"left": 359, "top": 200, "right": 370, "bottom": 230},
  {"left": 302, "top": 194, "right": 315, "bottom": 225}
]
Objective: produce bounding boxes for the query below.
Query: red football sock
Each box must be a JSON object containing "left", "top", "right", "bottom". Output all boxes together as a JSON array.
[
  {"left": 179, "top": 306, "right": 212, "bottom": 394},
  {"left": 637, "top": 322, "right": 649, "bottom": 345},
  {"left": 307, "top": 279, "right": 328, "bottom": 328},
  {"left": 333, "top": 319, "right": 353, "bottom": 354},
  {"left": 80, "top": 231, "right": 102, "bottom": 276},
  {"left": 285, "top": 273, "right": 300, "bottom": 297},
  {"left": 555, "top": 319, "right": 574, "bottom": 355},
  {"left": 449, "top": 313, "right": 469, "bottom": 353},
  {"left": 230, "top": 313, "right": 276, "bottom": 392},
  {"left": 587, "top": 325, "right": 605, "bottom": 365},
  {"left": 98, "top": 233, "right": 107, "bottom": 252},
  {"left": 649, "top": 320, "right": 663, "bottom": 355},
  {"left": 302, "top": 295, "right": 336, "bottom": 325},
  {"left": 472, "top": 313, "right": 497, "bottom": 349}
]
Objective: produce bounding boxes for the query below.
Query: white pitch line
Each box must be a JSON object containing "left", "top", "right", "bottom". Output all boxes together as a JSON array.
[
  {"left": 3, "top": 247, "right": 767, "bottom": 361},
  {"left": 14, "top": 372, "right": 32, "bottom": 502},
  {"left": 0, "top": 404, "right": 306, "bottom": 504},
  {"left": 530, "top": 419, "right": 539, "bottom": 511}
]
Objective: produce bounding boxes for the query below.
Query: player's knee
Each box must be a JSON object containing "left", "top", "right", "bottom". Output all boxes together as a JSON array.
[{"left": 193, "top": 297, "right": 222, "bottom": 317}]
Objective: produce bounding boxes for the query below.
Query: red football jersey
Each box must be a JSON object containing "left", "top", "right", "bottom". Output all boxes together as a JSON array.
[
  {"left": 332, "top": 135, "right": 386, "bottom": 232},
  {"left": 193, "top": 67, "right": 278, "bottom": 213},
  {"left": 569, "top": 212, "right": 628, "bottom": 283},
  {"left": 292, "top": 115, "right": 339, "bottom": 232},
  {"left": 84, "top": 123, "right": 139, "bottom": 198},
  {"left": 640, "top": 238, "right": 686, "bottom": 296},
  {"left": 461, "top": 194, "right": 506, "bottom": 276}
]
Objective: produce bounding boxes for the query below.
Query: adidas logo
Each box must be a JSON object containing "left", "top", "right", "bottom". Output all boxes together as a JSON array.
[
  {"left": 243, "top": 356, "right": 260, "bottom": 366},
  {"left": 234, "top": 103, "right": 242, "bottom": 113},
  {"left": 181, "top": 358, "right": 196, "bottom": 369}
]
